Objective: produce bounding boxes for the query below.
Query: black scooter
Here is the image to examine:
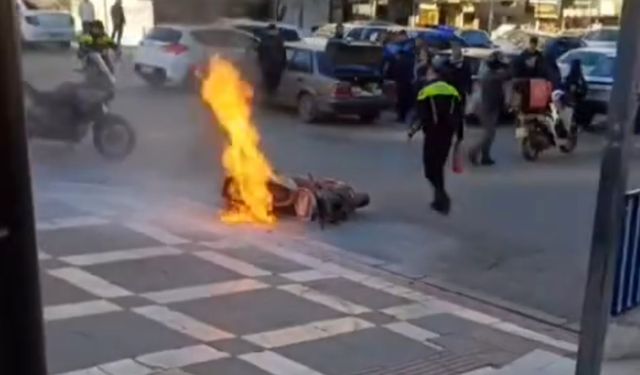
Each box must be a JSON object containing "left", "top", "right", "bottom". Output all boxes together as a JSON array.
[{"left": 24, "top": 52, "right": 135, "bottom": 160}]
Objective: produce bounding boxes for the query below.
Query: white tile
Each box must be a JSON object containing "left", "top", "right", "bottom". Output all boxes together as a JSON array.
[
  {"left": 498, "top": 349, "right": 571, "bottom": 373},
  {"left": 136, "top": 345, "right": 228, "bottom": 369},
  {"left": 493, "top": 322, "right": 578, "bottom": 352},
  {"left": 280, "top": 269, "right": 338, "bottom": 283},
  {"left": 460, "top": 367, "right": 496, "bottom": 375},
  {"left": 60, "top": 246, "right": 183, "bottom": 266},
  {"left": 384, "top": 322, "right": 442, "bottom": 350},
  {"left": 57, "top": 367, "right": 109, "bottom": 375},
  {"left": 194, "top": 251, "right": 271, "bottom": 277},
  {"left": 243, "top": 317, "right": 374, "bottom": 349},
  {"left": 48, "top": 268, "right": 132, "bottom": 298},
  {"left": 125, "top": 222, "right": 189, "bottom": 245},
  {"left": 38, "top": 251, "right": 52, "bottom": 261},
  {"left": 45, "top": 300, "right": 122, "bottom": 321},
  {"left": 278, "top": 284, "right": 370, "bottom": 315},
  {"left": 133, "top": 305, "right": 234, "bottom": 341},
  {"left": 382, "top": 300, "right": 460, "bottom": 321},
  {"left": 142, "top": 279, "right": 269, "bottom": 304},
  {"left": 99, "top": 359, "right": 153, "bottom": 375},
  {"left": 452, "top": 308, "right": 502, "bottom": 325},
  {"left": 240, "top": 351, "right": 325, "bottom": 375},
  {"left": 37, "top": 216, "right": 110, "bottom": 231}
]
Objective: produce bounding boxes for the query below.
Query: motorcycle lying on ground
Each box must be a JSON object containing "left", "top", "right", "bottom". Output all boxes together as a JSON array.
[
  {"left": 23, "top": 51, "right": 136, "bottom": 160},
  {"left": 515, "top": 90, "right": 578, "bottom": 161},
  {"left": 222, "top": 174, "right": 370, "bottom": 228}
]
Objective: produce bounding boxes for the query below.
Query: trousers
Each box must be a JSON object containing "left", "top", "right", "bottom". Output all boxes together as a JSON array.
[
  {"left": 471, "top": 110, "right": 498, "bottom": 159},
  {"left": 423, "top": 132, "right": 453, "bottom": 194}
]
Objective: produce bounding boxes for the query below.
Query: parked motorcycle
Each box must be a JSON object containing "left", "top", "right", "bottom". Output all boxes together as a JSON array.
[
  {"left": 515, "top": 90, "right": 578, "bottom": 161},
  {"left": 24, "top": 52, "right": 135, "bottom": 160}
]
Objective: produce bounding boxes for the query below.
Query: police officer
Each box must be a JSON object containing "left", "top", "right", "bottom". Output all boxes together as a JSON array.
[{"left": 409, "top": 64, "right": 464, "bottom": 215}]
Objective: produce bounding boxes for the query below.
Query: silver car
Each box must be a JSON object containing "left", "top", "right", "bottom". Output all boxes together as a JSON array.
[{"left": 271, "top": 38, "right": 394, "bottom": 123}]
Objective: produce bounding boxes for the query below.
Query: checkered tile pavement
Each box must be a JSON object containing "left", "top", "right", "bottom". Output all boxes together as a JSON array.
[{"left": 36, "top": 194, "right": 577, "bottom": 375}]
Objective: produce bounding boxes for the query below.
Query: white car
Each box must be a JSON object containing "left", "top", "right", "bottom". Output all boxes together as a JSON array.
[
  {"left": 133, "top": 24, "right": 258, "bottom": 87},
  {"left": 17, "top": 0, "right": 75, "bottom": 48},
  {"left": 582, "top": 27, "right": 618, "bottom": 49},
  {"left": 557, "top": 47, "right": 614, "bottom": 78}
]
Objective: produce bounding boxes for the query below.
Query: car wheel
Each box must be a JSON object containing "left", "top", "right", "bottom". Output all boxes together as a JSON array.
[
  {"left": 359, "top": 112, "right": 379, "bottom": 123},
  {"left": 298, "top": 94, "right": 317, "bottom": 123}
]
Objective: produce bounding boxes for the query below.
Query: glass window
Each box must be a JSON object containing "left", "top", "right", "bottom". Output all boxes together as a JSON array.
[
  {"left": 146, "top": 27, "right": 183, "bottom": 44},
  {"left": 287, "top": 50, "right": 313, "bottom": 73},
  {"left": 278, "top": 28, "right": 301, "bottom": 42},
  {"left": 585, "top": 29, "right": 619, "bottom": 42},
  {"left": 460, "top": 30, "right": 491, "bottom": 47},
  {"left": 590, "top": 56, "right": 616, "bottom": 78},
  {"left": 346, "top": 28, "right": 364, "bottom": 40},
  {"left": 316, "top": 52, "right": 334, "bottom": 77}
]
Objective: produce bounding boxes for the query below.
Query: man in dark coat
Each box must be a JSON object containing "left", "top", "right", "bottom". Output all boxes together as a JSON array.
[
  {"left": 442, "top": 41, "right": 473, "bottom": 108},
  {"left": 513, "top": 36, "right": 546, "bottom": 79},
  {"left": 257, "top": 24, "right": 287, "bottom": 95},
  {"left": 410, "top": 66, "right": 464, "bottom": 215}
]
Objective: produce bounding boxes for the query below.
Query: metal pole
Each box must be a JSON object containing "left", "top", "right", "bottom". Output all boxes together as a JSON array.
[
  {"left": 0, "top": 0, "right": 48, "bottom": 374},
  {"left": 575, "top": 1, "right": 640, "bottom": 374}
]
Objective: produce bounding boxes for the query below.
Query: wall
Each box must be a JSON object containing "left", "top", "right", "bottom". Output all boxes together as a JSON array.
[{"left": 276, "top": 0, "right": 330, "bottom": 31}]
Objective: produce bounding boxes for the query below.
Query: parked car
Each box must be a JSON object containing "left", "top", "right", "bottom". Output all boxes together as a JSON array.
[
  {"left": 271, "top": 37, "right": 394, "bottom": 123},
  {"left": 133, "top": 24, "right": 258, "bottom": 87},
  {"left": 491, "top": 23, "right": 517, "bottom": 40},
  {"left": 458, "top": 28, "right": 493, "bottom": 48},
  {"left": 493, "top": 29, "right": 552, "bottom": 56},
  {"left": 582, "top": 27, "right": 618, "bottom": 49},
  {"left": 542, "top": 36, "right": 586, "bottom": 62},
  {"left": 557, "top": 46, "right": 613, "bottom": 78},
  {"left": 16, "top": 0, "right": 75, "bottom": 48},
  {"left": 219, "top": 18, "right": 305, "bottom": 42},
  {"left": 344, "top": 21, "right": 402, "bottom": 42},
  {"left": 559, "top": 47, "right": 616, "bottom": 122},
  {"left": 409, "top": 27, "right": 467, "bottom": 50}
]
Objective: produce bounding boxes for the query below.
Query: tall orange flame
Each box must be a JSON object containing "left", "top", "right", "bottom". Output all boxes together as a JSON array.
[{"left": 201, "top": 57, "right": 275, "bottom": 224}]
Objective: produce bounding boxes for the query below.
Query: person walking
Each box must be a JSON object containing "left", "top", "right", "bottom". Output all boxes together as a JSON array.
[
  {"left": 110, "top": 0, "right": 126, "bottom": 48},
  {"left": 469, "top": 51, "right": 510, "bottom": 166},
  {"left": 257, "top": 24, "right": 286, "bottom": 95},
  {"left": 563, "top": 59, "right": 589, "bottom": 129},
  {"left": 442, "top": 41, "right": 473, "bottom": 110},
  {"left": 78, "top": 0, "right": 96, "bottom": 34},
  {"left": 410, "top": 65, "right": 464, "bottom": 215}
]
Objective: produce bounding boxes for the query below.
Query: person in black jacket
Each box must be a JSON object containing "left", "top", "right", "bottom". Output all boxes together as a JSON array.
[
  {"left": 513, "top": 36, "right": 546, "bottom": 79},
  {"left": 409, "top": 66, "right": 464, "bottom": 215},
  {"left": 442, "top": 41, "right": 473, "bottom": 108},
  {"left": 564, "top": 59, "right": 590, "bottom": 129},
  {"left": 257, "top": 24, "right": 286, "bottom": 95}
]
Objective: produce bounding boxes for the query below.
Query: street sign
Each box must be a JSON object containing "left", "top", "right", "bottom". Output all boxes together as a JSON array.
[{"left": 611, "top": 189, "right": 640, "bottom": 317}]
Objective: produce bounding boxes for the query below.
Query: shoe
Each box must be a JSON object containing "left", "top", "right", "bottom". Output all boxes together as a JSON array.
[
  {"left": 468, "top": 152, "right": 480, "bottom": 166},
  {"left": 480, "top": 158, "right": 496, "bottom": 166},
  {"left": 431, "top": 192, "right": 451, "bottom": 215}
]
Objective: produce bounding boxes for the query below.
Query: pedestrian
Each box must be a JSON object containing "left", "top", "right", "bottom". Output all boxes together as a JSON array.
[
  {"left": 469, "top": 51, "right": 510, "bottom": 166},
  {"left": 78, "top": 0, "right": 96, "bottom": 34},
  {"left": 442, "top": 41, "right": 472, "bottom": 116},
  {"left": 563, "top": 59, "right": 590, "bottom": 129},
  {"left": 410, "top": 64, "right": 464, "bottom": 215},
  {"left": 257, "top": 24, "right": 286, "bottom": 95},
  {"left": 110, "top": 0, "right": 126, "bottom": 48},
  {"left": 334, "top": 22, "right": 345, "bottom": 39},
  {"left": 391, "top": 32, "right": 415, "bottom": 123}
]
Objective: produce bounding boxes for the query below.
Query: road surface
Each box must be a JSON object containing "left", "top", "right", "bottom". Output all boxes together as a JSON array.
[{"left": 22, "top": 48, "right": 640, "bottom": 327}]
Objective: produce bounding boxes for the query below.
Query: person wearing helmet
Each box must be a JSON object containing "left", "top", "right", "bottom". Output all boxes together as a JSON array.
[
  {"left": 409, "top": 64, "right": 464, "bottom": 215},
  {"left": 469, "top": 51, "right": 510, "bottom": 166}
]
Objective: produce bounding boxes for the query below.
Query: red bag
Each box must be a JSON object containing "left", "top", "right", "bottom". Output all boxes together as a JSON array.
[
  {"left": 529, "top": 79, "right": 552, "bottom": 111},
  {"left": 452, "top": 143, "right": 463, "bottom": 174}
]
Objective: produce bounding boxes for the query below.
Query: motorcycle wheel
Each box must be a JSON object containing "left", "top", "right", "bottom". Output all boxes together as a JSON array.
[
  {"left": 93, "top": 113, "right": 136, "bottom": 160},
  {"left": 521, "top": 136, "right": 540, "bottom": 162}
]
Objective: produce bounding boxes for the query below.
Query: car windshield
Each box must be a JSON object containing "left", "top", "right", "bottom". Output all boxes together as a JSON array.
[
  {"left": 590, "top": 55, "right": 616, "bottom": 78},
  {"left": 146, "top": 27, "right": 182, "bottom": 43},
  {"left": 460, "top": 30, "right": 491, "bottom": 47},
  {"left": 585, "top": 29, "right": 619, "bottom": 42}
]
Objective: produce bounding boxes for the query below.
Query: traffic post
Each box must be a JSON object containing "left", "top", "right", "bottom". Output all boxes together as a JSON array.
[
  {"left": 576, "top": 0, "right": 640, "bottom": 374},
  {"left": 0, "top": 1, "right": 48, "bottom": 374}
]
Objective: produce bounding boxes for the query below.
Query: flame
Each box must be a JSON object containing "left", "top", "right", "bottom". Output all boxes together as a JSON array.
[{"left": 201, "top": 57, "right": 276, "bottom": 224}]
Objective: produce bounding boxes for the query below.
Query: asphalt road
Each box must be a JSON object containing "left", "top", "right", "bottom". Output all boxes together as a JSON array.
[{"left": 21, "top": 48, "right": 640, "bottom": 327}]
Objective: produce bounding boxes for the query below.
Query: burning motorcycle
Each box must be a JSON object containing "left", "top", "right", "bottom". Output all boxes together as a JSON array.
[
  {"left": 515, "top": 89, "right": 577, "bottom": 161},
  {"left": 23, "top": 51, "right": 135, "bottom": 160},
  {"left": 222, "top": 174, "right": 370, "bottom": 227}
]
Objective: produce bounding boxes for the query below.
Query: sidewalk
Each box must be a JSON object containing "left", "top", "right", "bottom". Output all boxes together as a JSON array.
[{"left": 36, "top": 186, "right": 580, "bottom": 375}]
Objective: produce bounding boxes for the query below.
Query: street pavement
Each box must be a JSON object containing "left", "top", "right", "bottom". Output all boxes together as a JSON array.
[{"left": 20, "top": 48, "right": 640, "bottom": 373}]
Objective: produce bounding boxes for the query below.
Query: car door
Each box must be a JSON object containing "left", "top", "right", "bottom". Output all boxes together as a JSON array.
[{"left": 277, "top": 48, "right": 314, "bottom": 108}]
